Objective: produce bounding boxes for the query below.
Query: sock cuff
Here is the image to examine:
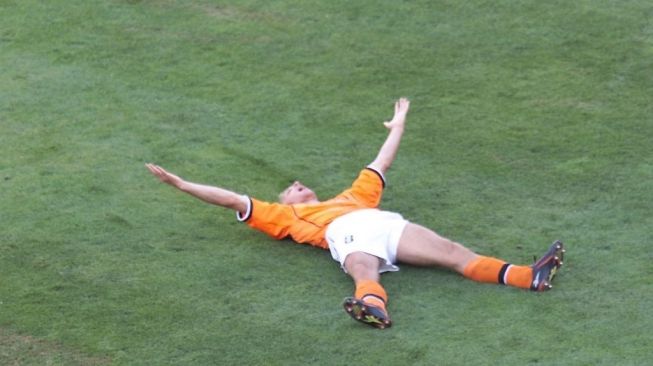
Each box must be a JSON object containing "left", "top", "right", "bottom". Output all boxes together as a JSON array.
[
  {"left": 498, "top": 263, "right": 512, "bottom": 285},
  {"left": 355, "top": 280, "right": 387, "bottom": 303}
]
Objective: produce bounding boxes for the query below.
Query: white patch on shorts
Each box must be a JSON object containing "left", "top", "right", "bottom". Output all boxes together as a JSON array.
[{"left": 325, "top": 209, "right": 408, "bottom": 273}]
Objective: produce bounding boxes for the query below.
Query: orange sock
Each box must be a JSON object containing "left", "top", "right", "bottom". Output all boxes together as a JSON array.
[
  {"left": 355, "top": 280, "right": 388, "bottom": 310},
  {"left": 463, "top": 256, "right": 533, "bottom": 289}
]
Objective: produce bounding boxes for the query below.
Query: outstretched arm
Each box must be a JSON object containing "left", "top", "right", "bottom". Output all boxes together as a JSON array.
[
  {"left": 145, "top": 163, "right": 248, "bottom": 214},
  {"left": 369, "top": 98, "right": 410, "bottom": 175}
]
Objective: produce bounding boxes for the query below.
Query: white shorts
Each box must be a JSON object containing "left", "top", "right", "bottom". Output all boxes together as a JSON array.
[{"left": 325, "top": 209, "right": 408, "bottom": 273}]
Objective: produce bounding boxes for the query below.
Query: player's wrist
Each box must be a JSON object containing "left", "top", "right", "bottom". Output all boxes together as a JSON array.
[{"left": 175, "top": 179, "right": 188, "bottom": 190}]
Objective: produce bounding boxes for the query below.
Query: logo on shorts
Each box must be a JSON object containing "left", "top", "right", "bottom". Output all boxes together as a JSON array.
[{"left": 344, "top": 235, "right": 354, "bottom": 244}]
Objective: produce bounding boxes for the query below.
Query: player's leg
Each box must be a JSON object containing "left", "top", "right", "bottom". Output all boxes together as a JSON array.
[
  {"left": 395, "top": 223, "right": 562, "bottom": 290},
  {"left": 342, "top": 252, "right": 392, "bottom": 329},
  {"left": 395, "top": 223, "right": 478, "bottom": 273}
]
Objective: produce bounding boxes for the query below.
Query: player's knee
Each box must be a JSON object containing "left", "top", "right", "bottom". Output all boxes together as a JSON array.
[{"left": 344, "top": 252, "right": 381, "bottom": 280}]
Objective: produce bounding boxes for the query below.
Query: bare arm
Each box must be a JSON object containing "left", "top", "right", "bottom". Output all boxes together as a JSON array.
[
  {"left": 145, "top": 163, "right": 248, "bottom": 214},
  {"left": 369, "top": 98, "right": 410, "bottom": 175}
]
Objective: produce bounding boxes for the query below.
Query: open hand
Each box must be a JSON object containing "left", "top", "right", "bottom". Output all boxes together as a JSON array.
[
  {"left": 145, "top": 163, "right": 184, "bottom": 188},
  {"left": 383, "top": 98, "right": 410, "bottom": 130}
]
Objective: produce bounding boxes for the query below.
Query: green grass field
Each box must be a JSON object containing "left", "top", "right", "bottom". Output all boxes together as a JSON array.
[{"left": 1, "top": 0, "right": 652, "bottom": 364}]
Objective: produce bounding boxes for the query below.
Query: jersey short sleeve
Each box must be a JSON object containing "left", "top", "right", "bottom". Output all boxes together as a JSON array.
[
  {"left": 334, "top": 167, "right": 386, "bottom": 208},
  {"left": 237, "top": 197, "right": 295, "bottom": 240}
]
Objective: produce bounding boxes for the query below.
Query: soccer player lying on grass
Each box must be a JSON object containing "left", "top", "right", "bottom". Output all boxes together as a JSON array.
[{"left": 145, "top": 98, "right": 565, "bottom": 329}]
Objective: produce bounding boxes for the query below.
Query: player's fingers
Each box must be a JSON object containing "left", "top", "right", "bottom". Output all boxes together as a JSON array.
[
  {"left": 148, "top": 165, "right": 160, "bottom": 175},
  {"left": 149, "top": 165, "right": 168, "bottom": 180},
  {"left": 145, "top": 163, "right": 158, "bottom": 174}
]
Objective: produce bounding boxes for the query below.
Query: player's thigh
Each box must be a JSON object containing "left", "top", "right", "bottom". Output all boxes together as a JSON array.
[{"left": 395, "top": 223, "right": 477, "bottom": 273}]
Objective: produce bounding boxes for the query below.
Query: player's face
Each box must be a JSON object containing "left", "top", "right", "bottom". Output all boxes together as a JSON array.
[{"left": 280, "top": 181, "right": 318, "bottom": 204}]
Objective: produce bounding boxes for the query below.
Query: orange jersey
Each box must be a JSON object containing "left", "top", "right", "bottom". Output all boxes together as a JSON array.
[{"left": 237, "top": 167, "right": 385, "bottom": 249}]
